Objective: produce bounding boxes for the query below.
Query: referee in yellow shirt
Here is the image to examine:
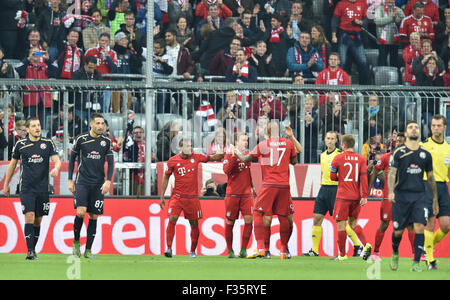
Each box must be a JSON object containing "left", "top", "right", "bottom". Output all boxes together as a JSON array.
[
  {"left": 303, "top": 131, "right": 362, "bottom": 257},
  {"left": 420, "top": 115, "right": 450, "bottom": 270}
]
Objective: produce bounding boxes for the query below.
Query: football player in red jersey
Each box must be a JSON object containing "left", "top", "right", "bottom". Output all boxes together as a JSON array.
[
  {"left": 330, "top": 134, "right": 371, "bottom": 261},
  {"left": 234, "top": 121, "right": 299, "bottom": 259},
  {"left": 223, "top": 132, "right": 256, "bottom": 258},
  {"left": 160, "top": 138, "right": 224, "bottom": 258}
]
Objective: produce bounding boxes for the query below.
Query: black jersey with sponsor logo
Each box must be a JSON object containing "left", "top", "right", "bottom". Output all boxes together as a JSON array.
[
  {"left": 390, "top": 145, "right": 433, "bottom": 193},
  {"left": 71, "top": 133, "right": 113, "bottom": 185},
  {"left": 12, "top": 137, "right": 58, "bottom": 193}
]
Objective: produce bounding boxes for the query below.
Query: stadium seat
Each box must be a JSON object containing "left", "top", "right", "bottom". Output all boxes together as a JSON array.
[
  {"left": 372, "top": 66, "right": 399, "bottom": 85},
  {"left": 365, "top": 49, "right": 379, "bottom": 83},
  {"left": 156, "top": 113, "right": 182, "bottom": 131}
]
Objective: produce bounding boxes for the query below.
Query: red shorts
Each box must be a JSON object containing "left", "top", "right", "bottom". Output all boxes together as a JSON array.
[
  {"left": 334, "top": 199, "right": 361, "bottom": 221},
  {"left": 254, "top": 185, "right": 292, "bottom": 216},
  {"left": 225, "top": 195, "right": 253, "bottom": 220},
  {"left": 168, "top": 194, "right": 203, "bottom": 220},
  {"left": 380, "top": 198, "right": 392, "bottom": 221}
]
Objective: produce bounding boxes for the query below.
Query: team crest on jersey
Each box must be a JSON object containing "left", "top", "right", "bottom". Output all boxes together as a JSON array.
[
  {"left": 191, "top": 159, "right": 195, "bottom": 163},
  {"left": 40, "top": 143, "right": 47, "bottom": 150},
  {"left": 100, "top": 141, "right": 106, "bottom": 147},
  {"left": 419, "top": 152, "right": 426, "bottom": 159},
  {"left": 393, "top": 221, "right": 399, "bottom": 229}
]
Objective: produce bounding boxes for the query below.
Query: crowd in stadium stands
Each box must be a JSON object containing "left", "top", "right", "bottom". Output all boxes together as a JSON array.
[{"left": 0, "top": 0, "right": 449, "bottom": 168}]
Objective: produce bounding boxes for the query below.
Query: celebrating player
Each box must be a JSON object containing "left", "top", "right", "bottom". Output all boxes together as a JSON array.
[
  {"left": 68, "top": 113, "right": 115, "bottom": 259},
  {"left": 420, "top": 115, "right": 450, "bottom": 270},
  {"left": 3, "top": 117, "right": 61, "bottom": 260},
  {"left": 234, "top": 121, "right": 297, "bottom": 259},
  {"left": 388, "top": 120, "right": 438, "bottom": 272},
  {"left": 160, "top": 138, "right": 224, "bottom": 258},
  {"left": 330, "top": 134, "right": 371, "bottom": 261},
  {"left": 223, "top": 132, "right": 255, "bottom": 258},
  {"left": 368, "top": 133, "right": 414, "bottom": 261},
  {"left": 303, "top": 131, "right": 362, "bottom": 257}
]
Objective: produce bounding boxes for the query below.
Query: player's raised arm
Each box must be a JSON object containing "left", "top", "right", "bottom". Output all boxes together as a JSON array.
[
  {"left": 426, "top": 170, "right": 439, "bottom": 216},
  {"left": 284, "top": 125, "right": 303, "bottom": 154},
  {"left": 3, "top": 158, "right": 18, "bottom": 196}
]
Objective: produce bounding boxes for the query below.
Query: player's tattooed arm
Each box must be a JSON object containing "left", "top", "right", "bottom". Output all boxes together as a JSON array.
[
  {"left": 426, "top": 171, "right": 439, "bottom": 216},
  {"left": 387, "top": 167, "right": 397, "bottom": 203}
]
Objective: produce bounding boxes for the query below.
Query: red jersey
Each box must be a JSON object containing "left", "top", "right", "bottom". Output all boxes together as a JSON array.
[
  {"left": 223, "top": 153, "right": 252, "bottom": 196},
  {"left": 404, "top": 0, "right": 440, "bottom": 23},
  {"left": 315, "top": 67, "right": 351, "bottom": 86},
  {"left": 250, "top": 137, "right": 296, "bottom": 186},
  {"left": 399, "top": 15, "right": 434, "bottom": 43},
  {"left": 334, "top": 0, "right": 367, "bottom": 33},
  {"left": 165, "top": 153, "right": 209, "bottom": 196},
  {"left": 330, "top": 151, "right": 368, "bottom": 200},
  {"left": 402, "top": 44, "right": 421, "bottom": 85},
  {"left": 84, "top": 46, "right": 118, "bottom": 79},
  {"left": 374, "top": 152, "right": 391, "bottom": 199}
]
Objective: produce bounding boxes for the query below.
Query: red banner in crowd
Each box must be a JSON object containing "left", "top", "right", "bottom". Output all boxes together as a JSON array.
[{"left": 1, "top": 197, "right": 448, "bottom": 258}]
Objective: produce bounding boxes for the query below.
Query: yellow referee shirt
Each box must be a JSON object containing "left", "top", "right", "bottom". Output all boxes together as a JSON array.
[
  {"left": 320, "top": 148, "right": 342, "bottom": 185},
  {"left": 420, "top": 137, "right": 450, "bottom": 182}
]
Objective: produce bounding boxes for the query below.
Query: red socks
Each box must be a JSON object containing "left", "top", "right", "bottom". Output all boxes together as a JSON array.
[
  {"left": 278, "top": 216, "right": 290, "bottom": 253},
  {"left": 225, "top": 223, "right": 233, "bottom": 251},
  {"left": 374, "top": 229, "right": 385, "bottom": 253},
  {"left": 190, "top": 225, "right": 199, "bottom": 253},
  {"left": 253, "top": 211, "right": 265, "bottom": 250},
  {"left": 241, "top": 223, "right": 253, "bottom": 250},
  {"left": 338, "top": 230, "right": 347, "bottom": 256},
  {"left": 166, "top": 219, "right": 177, "bottom": 250}
]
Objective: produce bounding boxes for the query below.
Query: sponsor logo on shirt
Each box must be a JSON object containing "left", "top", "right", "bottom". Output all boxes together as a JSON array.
[
  {"left": 28, "top": 154, "right": 44, "bottom": 163},
  {"left": 87, "top": 151, "right": 101, "bottom": 160}
]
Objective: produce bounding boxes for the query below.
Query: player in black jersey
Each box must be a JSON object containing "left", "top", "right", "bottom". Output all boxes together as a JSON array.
[
  {"left": 387, "top": 120, "right": 438, "bottom": 272},
  {"left": 68, "top": 113, "right": 114, "bottom": 259},
  {"left": 3, "top": 117, "right": 61, "bottom": 260}
]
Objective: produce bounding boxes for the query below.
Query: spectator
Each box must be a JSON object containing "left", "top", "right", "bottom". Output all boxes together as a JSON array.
[
  {"left": 332, "top": 0, "right": 370, "bottom": 85},
  {"left": 363, "top": 94, "right": 396, "bottom": 143},
  {"left": 136, "top": 1, "right": 162, "bottom": 34},
  {"left": 57, "top": 29, "right": 84, "bottom": 80},
  {"left": 196, "top": 3, "right": 229, "bottom": 38},
  {"left": 156, "top": 120, "right": 179, "bottom": 162},
  {"left": 104, "top": 119, "right": 124, "bottom": 153},
  {"left": 123, "top": 125, "right": 154, "bottom": 196},
  {"left": 225, "top": 48, "right": 257, "bottom": 82},
  {"left": 169, "top": 16, "right": 197, "bottom": 53},
  {"left": 0, "top": 103, "right": 15, "bottom": 138},
  {"left": 247, "top": 89, "right": 286, "bottom": 122},
  {"left": 115, "top": 10, "right": 146, "bottom": 54},
  {"left": 153, "top": 38, "right": 173, "bottom": 78},
  {"left": 15, "top": 47, "right": 57, "bottom": 128},
  {"left": 195, "top": 0, "right": 232, "bottom": 22},
  {"left": 168, "top": 0, "right": 194, "bottom": 28},
  {"left": 288, "top": 1, "right": 312, "bottom": 40},
  {"left": 36, "top": 0, "right": 66, "bottom": 62},
  {"left": 206, "top": 127, "right": 230, "bottom": 156},
  {"left": 113, "top": 31, "right": 143, "bottom": 76},
  {"left": 0, "top": 116, "right": 8, "bottom": 160},
  {"left": 17, "top": 28, "right": 45, "bottom": 62},
  {"left": 108, "top": 0, "right": 138, "bottom": 38},
  {"left": 412, "top": 38, "right": 445, "bottom": 78},
  {"left": 399, "top": 1, "right": 435, "bottom": 45},
  {"left": 403, "top": 0, "right": 440, "bottom": 25},
  {"left": 209, "top": 37, "right": 241, "bottom": 75},
  {"left": 8, "top": 119, "right": 27, "bottom": 160},
  {"left": 319, "top": 93, "right": 347, "bottom": 136},
  {"left": 238, "top": 10, "right": 260, "bottom": 43},
  {"left": 414, "top": 55, "right": 445, "bottom": 86},
  {"left": 402, "top": 31, "right": 422, "bottom": 85},
  {"left": 258, "top": 0, "right": 292, "bottom": 23},
  {"left": 82, "top": 8, "right": 113, "bottom": 51},
  {"left": 0, "top": 0, "right": 24, "bottom": 58},
  {"left": 248, "top": 40, "right": 277, "bottom": 77},
  {"left": 315, "top": 52, "right": 350, "bottom": 86},
  {"left": 224, "top": 0, "right": 254, "bottom": 17},
  {"left": 287, "top": 31, "right": 324, "bottom": 78},
  {"left": 48, "top": 106, "right": 81, "bottom": 145},
  {"left": 311, "top": 24, "right": 331, "bottom": 69},
  {"left": 435, "top": 8, "right": 450, "bottom": 54},
  {"left": 254, "top": 114, "right": 269, "bottom": 143},
  {"left": 291, "top": 73, "right": 304, "bottom": 84},
  {"left": 71, "top": 56, "right": 103, "bottom": 126},
  {"left": 444, "top": 60, "right": 450, "bottom": 86},
  {"left": 217, "top": 90, "right": 245, "bottom": 128},
  {"left": 84, "top": 32, "right": 118, "bottom": 113},
  {"left": 261, "top": 13, "right": 294, "bottom": 77},
  {"left": 0, "top": 47, "right": 16, "bottom": 78},
  {"left": 362, "top": 132, "right": 385, "bottom": 162},
  {"left": 165, "top": 29, "right": 194, "bottom": 79},
  {"left": 195, "top": 17, "right": 243, "bottom": 75},
  {"left": 287, "top": 94, "right": 319, "bottom": 163},
  {"left": 374, "top": 0, "right": 405, "bottom": 67}
]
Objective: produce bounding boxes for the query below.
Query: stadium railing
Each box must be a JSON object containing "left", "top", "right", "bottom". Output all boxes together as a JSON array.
[{"left": 0, "top": 79, "right": 448, "bottom": 196}]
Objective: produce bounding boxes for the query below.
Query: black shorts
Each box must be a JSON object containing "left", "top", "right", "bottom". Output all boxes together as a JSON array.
[
  {"left": 314, "top": 185, "right": 337, "bottom": 216},
  {"left": 392, "top": 191, "right": 428, "bottom": 231},
  {"left": 20, "top": 192, "right": 50, "bottom": 217},
  {"left": 74, "top": 183, "right": 104, "bottom": 215},
  {"left": 424, "top": 182, "right": 450, "bottom": 218}
]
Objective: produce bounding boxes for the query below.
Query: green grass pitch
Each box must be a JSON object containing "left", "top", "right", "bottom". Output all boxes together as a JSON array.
[{"left": 1, "top": 254, "right": 449, "bottom": 280}]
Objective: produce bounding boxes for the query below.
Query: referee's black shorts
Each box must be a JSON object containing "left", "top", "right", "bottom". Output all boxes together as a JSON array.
[
  {"left": 314, "top": 185, "right": 338, "bottom": 216},
  {"left": 424, "top": 181, "right": 450, "bottom": 218}
]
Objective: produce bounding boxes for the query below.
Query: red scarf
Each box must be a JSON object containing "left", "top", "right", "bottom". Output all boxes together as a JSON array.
[
  {"left": 269, "top": 26, "right": 284, "bottom": 43},
  {"left": 377, "top": 5, "right": 399, "bottom": 45},
  {"left": 135, "top": 141, "right": 145, "bottom": 184},
  {"left": 60, "top": 44, "right": 81, "bottom": 79},
  {"left": 232, "top": 63, "right": 249, "bottom": 82},
  {"left": 423, "top": 66, "right": 439, "bottom": 81}
]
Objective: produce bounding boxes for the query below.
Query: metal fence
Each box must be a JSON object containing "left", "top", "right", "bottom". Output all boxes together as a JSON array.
[{"left": 0, "top": 79, "right": 448, "bottom": 196}]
